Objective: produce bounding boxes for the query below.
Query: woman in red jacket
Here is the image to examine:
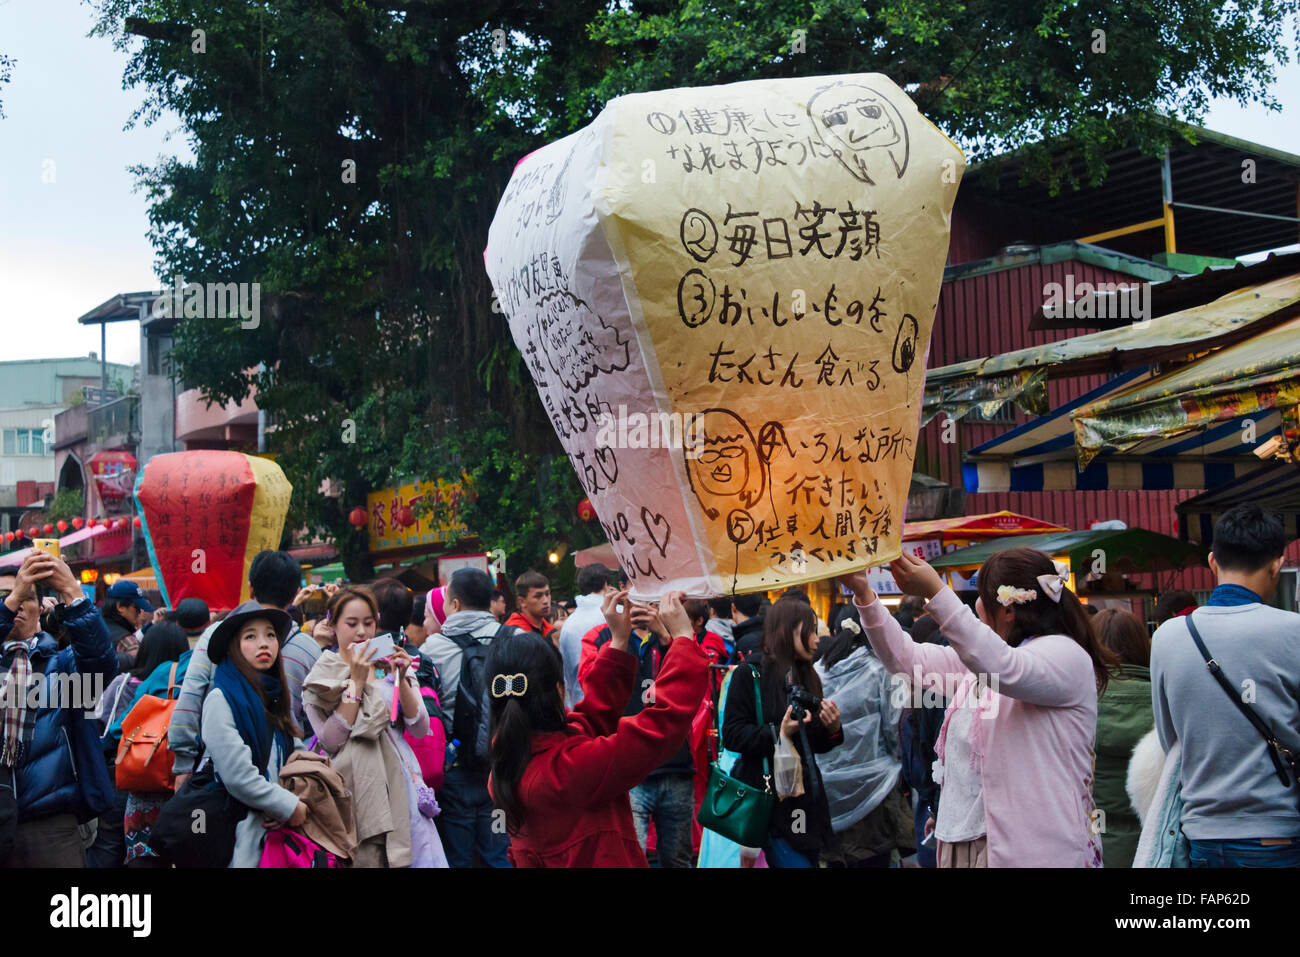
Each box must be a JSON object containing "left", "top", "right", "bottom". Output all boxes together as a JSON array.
[{"left": 486, "top": 589, "right": 709, "bottom": 867}]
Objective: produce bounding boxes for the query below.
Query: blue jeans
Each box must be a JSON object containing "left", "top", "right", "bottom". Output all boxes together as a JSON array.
[
  {"left": 1189, "top": 838, "right": 1300, "bottom": 868},
  {"left": 765, "top": 836, "right": 816, "bottom": 868},
  {"left": 86, "top": 785, "right": 126, "bottom": 869},
  {"left": 629, "top": 775, "right": 696, "bottom": 868},
  {"left": 435, "top": 764, "right": 511, "bottom": 868}
]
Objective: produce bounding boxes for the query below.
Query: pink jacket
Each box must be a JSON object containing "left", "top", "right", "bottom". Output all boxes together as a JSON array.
[{"left": 858, "top": 588, "right": 1101, "bottom": 867}]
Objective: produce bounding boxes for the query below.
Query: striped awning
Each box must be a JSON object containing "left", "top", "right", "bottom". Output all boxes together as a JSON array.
[
  {"left": 1175, "top": 463, "right": 1300, "bottom": 543},
  {"left": 1073, "top": 314, "right": 1300, "bottom": 468},
  {"left": 926, "top": 272, "right": 1300, "bottom": 424},
  {"left": 962, "top": 367, "right": 1283, "bottom": 492}
]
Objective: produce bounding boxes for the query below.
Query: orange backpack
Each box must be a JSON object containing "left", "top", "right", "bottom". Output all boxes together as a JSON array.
[{"left": 115, "top": 662, "right": 181, "bottom": 792}]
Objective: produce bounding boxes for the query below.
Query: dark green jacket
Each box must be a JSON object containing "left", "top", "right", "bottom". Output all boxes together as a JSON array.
[{"left": 1095, "top": 664, "right": 1154, "bottom": 867}]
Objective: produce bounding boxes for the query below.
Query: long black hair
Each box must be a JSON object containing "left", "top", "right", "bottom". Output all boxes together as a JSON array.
[
  {"left": 130, "top": 621, "right": 189, "bottom": 680},
  {"left": 484, "top": 630, "right": 566, "bottom": 837},
  {"left": 759, "top": 597, "right": 822, "bottom": 707}
]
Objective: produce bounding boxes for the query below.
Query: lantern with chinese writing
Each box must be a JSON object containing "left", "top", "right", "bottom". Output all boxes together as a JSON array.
[
  {"left": 87, "top": 451, "right": 139, "bottom": 508},
  {"left": 485, "top": 74, "right": 964, "bottom": 598},
  {"left": 135, "top": 451, "right": 293, "bottom": 611}
]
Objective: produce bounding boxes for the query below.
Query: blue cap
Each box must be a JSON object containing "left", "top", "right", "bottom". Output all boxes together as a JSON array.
[{"left": 105, "top": 579, "right": 154, "bottom": 614}]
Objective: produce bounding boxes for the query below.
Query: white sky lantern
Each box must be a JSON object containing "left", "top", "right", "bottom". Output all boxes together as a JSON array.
[{"left": 486, "top": 74, "right": 965, "bottom": 599}]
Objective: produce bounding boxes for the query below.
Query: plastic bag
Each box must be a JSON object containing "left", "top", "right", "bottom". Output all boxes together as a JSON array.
[{"left": 774, "top": 733, "right": 805, "bottom": 799}]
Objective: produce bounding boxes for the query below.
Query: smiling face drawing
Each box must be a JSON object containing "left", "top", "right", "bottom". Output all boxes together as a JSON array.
[
  {"left": 685, "top": 410, "right": 765, "bottom": 519},
  {"left": 807, "top": 83, "right": 910, "bottom": 184}
]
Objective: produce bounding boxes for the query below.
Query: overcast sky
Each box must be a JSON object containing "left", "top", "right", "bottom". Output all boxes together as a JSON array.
[{"left": 1, "top": 0, "right": 1297, "bottom": 368}]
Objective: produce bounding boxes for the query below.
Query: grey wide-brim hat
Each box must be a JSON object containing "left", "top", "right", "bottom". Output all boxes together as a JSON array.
[{"left": 208, "top": 600, "right": 293, "bottom": 664}]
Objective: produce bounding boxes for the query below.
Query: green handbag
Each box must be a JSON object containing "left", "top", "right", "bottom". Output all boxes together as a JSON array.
[{"left": 696, "top": 666, "right": 775, "bottom": 848}]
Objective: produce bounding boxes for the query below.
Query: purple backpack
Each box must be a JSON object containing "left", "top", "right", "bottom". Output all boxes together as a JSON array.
[{"left": 259, "top": 828, "right": 345, "bottom": 868}]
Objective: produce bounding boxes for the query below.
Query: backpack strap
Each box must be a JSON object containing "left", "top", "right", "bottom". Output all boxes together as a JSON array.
[
  {"left": 100, "top": 675, "right": 132, "bottom": 741},
  {"left": 165, "top": 661, "right": 180, "bottom": 699},
  {"left": 444, "top": 631, "right": 479, "bottom": 652},
  {"left": 1185, "top": 614, "right": 1295, "bottom": 789}
]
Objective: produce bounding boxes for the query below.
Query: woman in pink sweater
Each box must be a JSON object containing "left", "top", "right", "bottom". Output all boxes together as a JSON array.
[{"left": 840, "top": 548, "right": 1117, "bottom": 868}]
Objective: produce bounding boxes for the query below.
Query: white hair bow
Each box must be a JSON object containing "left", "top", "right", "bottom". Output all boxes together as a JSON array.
[{"left": 1035, "top": 560, "right": 1070, "bottom": 603}]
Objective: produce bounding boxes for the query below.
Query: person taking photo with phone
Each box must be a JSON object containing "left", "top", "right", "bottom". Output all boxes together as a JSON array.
[
  {"left": 303, "top": 586, "right": 447, "bottom": 867},
  {"left": 1, "top": 551, "right": 116, "bottom": 867}
]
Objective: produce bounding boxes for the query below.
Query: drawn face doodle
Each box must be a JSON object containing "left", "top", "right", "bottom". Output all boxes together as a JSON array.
[
  {"left": 685, "top": 410, "right": 766, "bottom": 519},
  {"left": 807, "top": 83, "right": 910, "bottom": 183}
]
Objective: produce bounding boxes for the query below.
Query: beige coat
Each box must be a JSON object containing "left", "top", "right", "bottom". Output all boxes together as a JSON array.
[
  {"left": 278, "top": 749, "right": 359, "bottom": 861},
  {"left": 302, "top": 653, "right": 414, "bottom": 868}
]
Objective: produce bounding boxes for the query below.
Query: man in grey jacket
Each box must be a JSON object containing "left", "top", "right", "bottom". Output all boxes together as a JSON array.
[
  {"left": 1151, "top": 503, "right": 1300, "bottom": 867},
  {"left": 421, "top": 567, "right": 513, "bottom": 868},
  {"left": 168, "top": 551, "right": 322, "bottom": 788}
]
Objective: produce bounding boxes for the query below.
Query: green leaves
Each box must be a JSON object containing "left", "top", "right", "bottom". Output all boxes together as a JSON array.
[{"left": 99, "top": 0, "right": 1300, "bottom": 583}]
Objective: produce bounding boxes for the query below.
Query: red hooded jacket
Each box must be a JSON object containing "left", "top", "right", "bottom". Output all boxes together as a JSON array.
[
  {"left": 505, "top": 611, "right": 556, "bottom": 642},
  {"left": 494, "top": 636, "right": 709, "bottom": 867}
]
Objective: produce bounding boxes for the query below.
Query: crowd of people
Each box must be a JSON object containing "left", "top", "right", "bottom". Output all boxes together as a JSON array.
[{"left": 1, "top": 502, "right": 1296, "bottom": 868}]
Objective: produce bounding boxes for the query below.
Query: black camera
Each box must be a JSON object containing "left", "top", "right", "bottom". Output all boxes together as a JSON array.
[{"left": 788, "top": 685, "right": 821, "bottom": 723}]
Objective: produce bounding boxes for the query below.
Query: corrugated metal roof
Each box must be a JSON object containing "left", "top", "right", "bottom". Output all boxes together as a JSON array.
[{"left": 962, "top": 117, "right": 1300, "bottom": 260}]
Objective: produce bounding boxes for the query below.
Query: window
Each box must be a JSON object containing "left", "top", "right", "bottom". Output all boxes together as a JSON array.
[{"left": 1, "top": 428, "right": 48, "bottom": 456}]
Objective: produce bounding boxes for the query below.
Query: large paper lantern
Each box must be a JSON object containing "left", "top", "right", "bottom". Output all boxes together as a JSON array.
[
  {"left": 87, "top": 450, "right": 138, "bottom": 506},
  {"left": 134, "top": 451, "right": 293, "bottom": 611},
  {"left": 485, "top": 74, "right": 964, "bottom": 597}
]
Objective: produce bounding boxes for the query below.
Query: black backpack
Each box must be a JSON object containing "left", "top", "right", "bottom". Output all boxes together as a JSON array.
[{"left": 445, "top": 623, "right": 519, "bottom": 769}]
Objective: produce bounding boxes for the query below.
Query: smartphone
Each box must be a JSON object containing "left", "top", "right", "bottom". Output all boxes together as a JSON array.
[
  {"left": 365, "top": 632, "right": 396, "bottom": 663},
  {"left": 32, "top": 538, "right": 61, "bottom": 559}
]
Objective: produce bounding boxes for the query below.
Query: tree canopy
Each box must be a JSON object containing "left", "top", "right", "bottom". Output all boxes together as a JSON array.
[{"left": 91, "top": 0, "right": 1299, "bottom": 580}]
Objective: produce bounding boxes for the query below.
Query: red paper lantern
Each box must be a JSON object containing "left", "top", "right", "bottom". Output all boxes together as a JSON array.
[
  {"left": 87, "top": 450, "right": 138, "bottom": 506},
  {"left": 3, "top": 532, "right": 12, "bottom": 543},
  {"left": 577, "top": 497, "right": 596, "bottom": 522},
  {"left": 29, "top": 527, "right": 39, "bottom": 538},
  {"left": 395, "top": 505, "right": 415, "bottom": 528},
  {"left": 133, "top": 516, "right": 142, "bottom": 528},
  {"left": 87, "top": 517, "right": 98, "bottom": 528},
  {"left": 348, "top": 507, "right": 368, "bottom": 527},
  {"left": 56, "top": 520, "right": 68, "bottom": 533},
  {"left": 42, "top": 523, "right": 53, "bottom": 534},
  {"left": 71, "top": 517, "right": 84, "bottom": 530},
  {"left": 13, "top": 528, "right": 23, "bottom": 539}
]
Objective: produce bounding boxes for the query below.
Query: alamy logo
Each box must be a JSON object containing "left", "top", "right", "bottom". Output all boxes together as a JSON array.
[
  {"left": 151, "top": 275, "right": 260, "bottom": 329},
  {"left": 0, "top": 671, "right": 105, "bottom": 715},
  {"left": 594, "top": 406, "right": 705, "bottom": 454},
  {"left": 890, "top": 669, "right": 1001, "bottom": 718},
  {"left": 49, "top": 888, "right": 151, "bottom": 937},
  {"left": 1041, "top": 275, "right": 1150, "bottom": 322}
]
